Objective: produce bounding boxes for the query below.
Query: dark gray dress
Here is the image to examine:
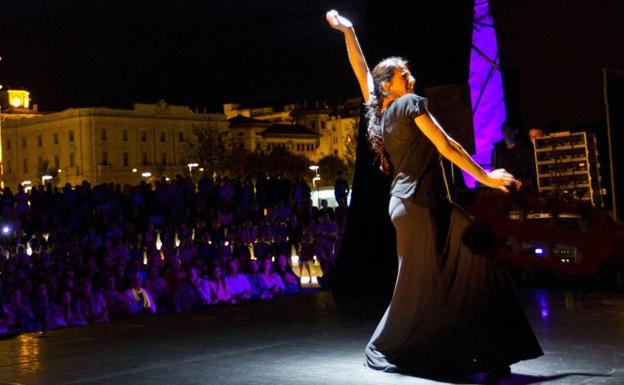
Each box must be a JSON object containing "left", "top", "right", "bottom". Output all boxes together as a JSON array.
[{"left": 364, "top": 94, "right": 543, "bottom": 374}]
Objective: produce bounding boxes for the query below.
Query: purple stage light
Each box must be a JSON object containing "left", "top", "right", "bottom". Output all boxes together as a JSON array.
[{"left": 467, "top": 0, "right": 506, "bottom": 187}]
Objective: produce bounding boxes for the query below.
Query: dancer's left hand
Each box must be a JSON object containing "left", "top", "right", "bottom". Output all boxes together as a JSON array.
[{"left": 485, "top": 169, "right": 521, "bottom": 193}]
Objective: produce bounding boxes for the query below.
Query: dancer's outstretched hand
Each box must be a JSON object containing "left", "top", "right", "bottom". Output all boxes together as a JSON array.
[
  {"left": 326, "top": 10, "right": 353, "bottom": 32},
  {"left": 485, "top": 168, "right": 521, "bottom": 193}
]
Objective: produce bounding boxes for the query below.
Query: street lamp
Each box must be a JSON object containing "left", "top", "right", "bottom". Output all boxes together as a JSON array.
[
  {"left": 41, "top": 174, "right": 52, "bottom": 185},
  {"left": 21, "top": 180, "right": 32, "bottom": 193},
  {"left": 309, "top": 164, "right": 321, "bottom": 207},
  {"left": 141, "top": 171, "right": 152, "bottom": 179},
  {"left": 187, "top": 162, "right": 199, "bottom": 177}
]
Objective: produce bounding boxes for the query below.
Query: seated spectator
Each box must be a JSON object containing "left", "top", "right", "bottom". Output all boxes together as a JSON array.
[
  {"left": 31, "top": 282, "right": 67, "bottom": 330},
  {"left": 259, "top": 257, "right": 285, "bottom": 298},
  {"left": 103, "top": 275, "right": 127, "bottom": 320},
  {"left": 276, "top": 254, "right": 301, "bottom": 295},
  {"left": 144, "top": 265, "right": 171, "bottom": 313},
  {"left": 113, "top": 262, "right": 129, "bottom": 291},
  {"left": 76, "top": 278, "right": 109, "bottom": 324},
  {"left": 163, "top": 255, "right": 184, "bottom": 296},
  {"left": 197, "top": 232, "right": 217, "bottom": 266},
  {"left": 0, "top": 297, "right": 14, "bottom": 335},
  {"left": 224, "top": 259, "right": 251, "bottom": 303},
  {"left": 253, "top": 234, "right": 272, "bottom": 262},
  {"left": 19, "top": 278, "right": 34, "bottom": 305},
  {"left": 46, "top": 275, "right": 60, "bottom": 304},
  {"left": 318, "top": 199, "right": 335, "bottom": 221},
  {"left": 124, "top": 272, "right": 156, "bottom": 316},
  {"left": 59, "top": 289, "right": 87, "bottom": 327},
  {"left": 247, "top": 259, "right": 272, "bottom": 300},
  {"left": 174, "top": 265, "right": 212, "bottom": 312},
  {"left": 7, "top": 289, "right": 41, "bottom": 333},
  {"left": 216, "top": 237, "right": 233, "bottom": 266},
  {"left": 209, "top": 265, "right": 234, "bottom": 304},
  {"left": 178, "top": 237, "right": 197, "bottom": 267}
]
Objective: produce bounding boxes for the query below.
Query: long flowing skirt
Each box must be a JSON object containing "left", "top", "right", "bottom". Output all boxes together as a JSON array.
[{"left": 365, "top": 196, "right": 543, "bottom": 373}]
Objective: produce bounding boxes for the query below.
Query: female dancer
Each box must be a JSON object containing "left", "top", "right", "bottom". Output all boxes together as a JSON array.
[{"left": 326, "top": 10, "right": 543, "bottom": 376}]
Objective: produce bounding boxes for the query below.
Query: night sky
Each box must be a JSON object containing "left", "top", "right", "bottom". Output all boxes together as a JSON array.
[
  {"left": 1, "top": 0, "right": 623, "bottom": 129},
  {"left": 0, "top": 0, "right": 370, "bottom": 111}
]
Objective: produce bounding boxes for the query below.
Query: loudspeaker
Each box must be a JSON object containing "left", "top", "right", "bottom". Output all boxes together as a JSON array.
[{"left": 424, "top": 84, "right": 476, "bottom": 155}]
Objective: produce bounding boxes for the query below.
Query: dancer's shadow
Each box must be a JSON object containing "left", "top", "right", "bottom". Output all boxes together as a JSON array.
[{"left": 400, "top": 370, "right": 612, "bottom": 385}]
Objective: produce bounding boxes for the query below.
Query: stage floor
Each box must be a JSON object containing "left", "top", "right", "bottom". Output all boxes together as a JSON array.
[{"left": 0, "top": 288, "right": 623, "bottom": 385}]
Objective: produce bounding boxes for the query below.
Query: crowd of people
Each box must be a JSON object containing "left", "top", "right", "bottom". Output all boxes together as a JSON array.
[{"left": 0, "top": 173, "right": 350, "bottom": 335}]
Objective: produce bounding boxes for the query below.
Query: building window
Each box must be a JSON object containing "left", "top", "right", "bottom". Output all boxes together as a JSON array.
[
  {"left": 178, "top": 132, "right": 185, "bottom": 143},
  {"left": 53, "top": 133, "right": 59, "bottom": 144},
  {"left": 161, "top": 153, "right": 167, "bottom": 165},
  {"left": 160, "top": 132, "right": 166, "bottom": 143},
  {"left": 102, "top": 152, "right": 108, "bottom": 166},
  {"left": 22, "top": 137, "right": 27, "bottom": 149},
  {"left": 142, "top": 152, "right": 148, "bottom": 165},
  {"left": 123, "top": 152, "right": 129, "bottom": 167},
  {"left": 37, "top": 135, "right": 42, "bottom": 147},
  {"left": 101, "top": 129, "right": 107, "bottom": 141},
  {"left": 38, "top": 157, "right": 43, "bottom": 166},
  {"left": 6, "top": 139, "right": 10, "bottom": 151},
  {"left": 123, "top": 130, "right": 129, "bottom": 141},
  {"left": 6, "top": 160, "right": 11, "bottom": 174},
  {"left": 69, "top": 130, "right": 75, "bottom": 142},
  {"left": 69, "top": 153, "right": 75, "bottom": 167},
  {"left": 141, "top": 131, "right": 147, "bottom": 142},
  {"left": 54, "top": 155, "right": 60, "bottom": 169},
  {"left": 23, "top": 159, "right": 28, "bottom": 173},
  {"left": 321, "top": 122, "right": 326, "bottom": 129}
]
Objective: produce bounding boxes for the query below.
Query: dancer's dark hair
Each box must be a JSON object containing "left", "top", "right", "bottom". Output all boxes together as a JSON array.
[{"left": 365, "top": 57, "right": 408, "bottom": 174}]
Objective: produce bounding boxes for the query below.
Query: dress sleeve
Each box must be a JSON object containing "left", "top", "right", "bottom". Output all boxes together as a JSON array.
[{"left": 396, "top": 94, "right": 428, "bottom": 120}]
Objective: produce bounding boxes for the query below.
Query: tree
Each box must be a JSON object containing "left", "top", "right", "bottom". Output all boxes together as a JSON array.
[
  {"left": 188, "top": 123, "right": 231, "bottom": 177},
  {"left": 343, "top": 129, "right": 358, "bottom": 182},
  {"left": 267, "top": 146, "right": 310, "bottom": 180},
  {"left": 318, "top": 155, "right": 348, "bottom": 187}
]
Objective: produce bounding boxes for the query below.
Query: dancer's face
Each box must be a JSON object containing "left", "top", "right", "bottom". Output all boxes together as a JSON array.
[{"left": 384, "top": 65, "right": 415, "bottom": 98}]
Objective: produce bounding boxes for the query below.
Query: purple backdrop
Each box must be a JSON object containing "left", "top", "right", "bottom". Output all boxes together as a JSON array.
[{"left": 466, "top": 0, "right": 506, "bottom": 187}]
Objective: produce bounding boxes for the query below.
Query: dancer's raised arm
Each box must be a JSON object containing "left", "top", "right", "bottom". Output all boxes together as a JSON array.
[{"left": 326, "top": 10, "right": 373, "bottom": 102}]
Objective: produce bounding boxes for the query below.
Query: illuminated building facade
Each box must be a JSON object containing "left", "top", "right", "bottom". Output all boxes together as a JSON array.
[
  {"left": 224, "top": 98, "right": 360, "bottom": 163},
  {"left": 1, "top": 98, "right": 228, "bottom": 188}
]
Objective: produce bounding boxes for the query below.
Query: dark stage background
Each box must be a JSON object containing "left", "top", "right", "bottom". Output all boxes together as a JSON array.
[{"left": 334, "top": 0, "right": 624, "bottom": 297}]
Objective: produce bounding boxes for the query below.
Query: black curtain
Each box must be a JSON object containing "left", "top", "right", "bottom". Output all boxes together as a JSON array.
[{"left": 332, "top": 0, "right": 475, "bottom": 299}]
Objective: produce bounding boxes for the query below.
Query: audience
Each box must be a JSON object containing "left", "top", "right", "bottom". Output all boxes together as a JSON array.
[{"left": 0, "top": 174, "right": 348, "bottom": 336}]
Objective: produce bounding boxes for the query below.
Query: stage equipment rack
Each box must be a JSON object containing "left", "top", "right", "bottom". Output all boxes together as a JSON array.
[{"left": 534, "top": 131, "right": 606, "bottom": 207}]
